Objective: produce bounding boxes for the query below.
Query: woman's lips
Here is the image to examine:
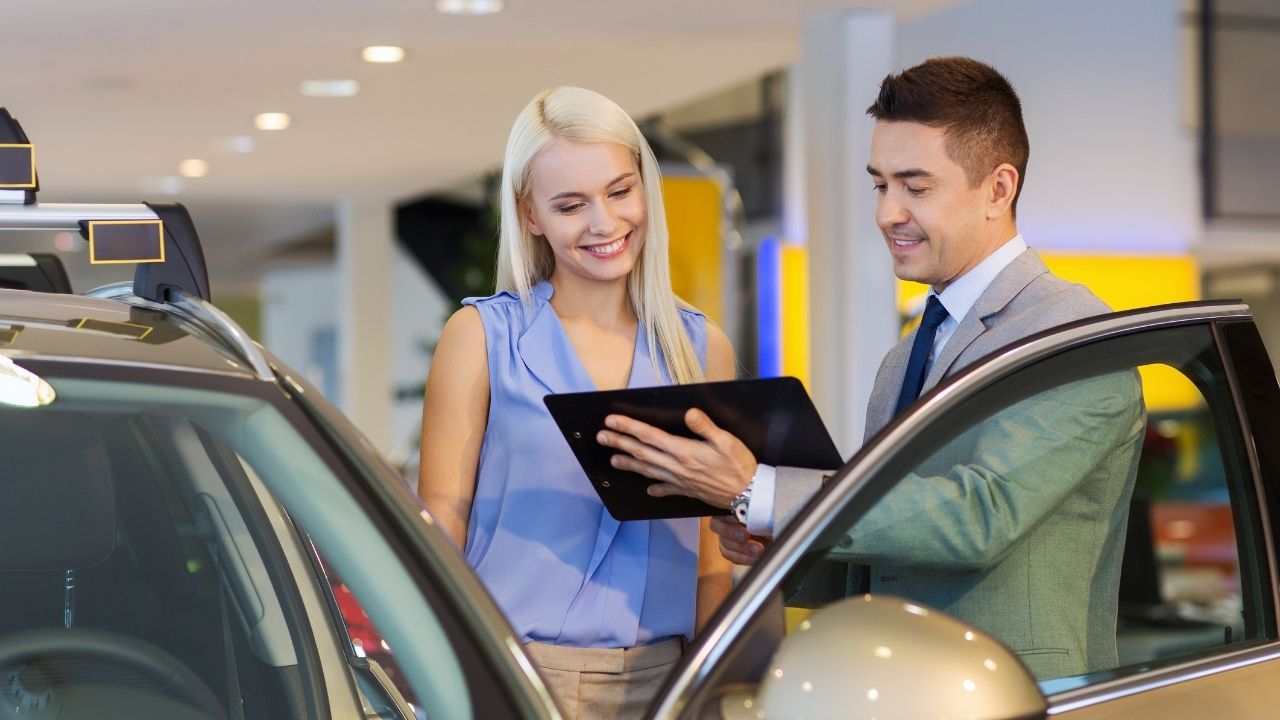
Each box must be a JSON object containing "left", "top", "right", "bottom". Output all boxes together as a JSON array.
[{"left": 581, "top": 232, "right": 630, "bottom": 258}]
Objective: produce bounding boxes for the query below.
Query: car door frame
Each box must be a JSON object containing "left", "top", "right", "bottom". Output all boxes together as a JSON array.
[{"left": 648, "top": 300, "right": 1280, "bottom": 718}]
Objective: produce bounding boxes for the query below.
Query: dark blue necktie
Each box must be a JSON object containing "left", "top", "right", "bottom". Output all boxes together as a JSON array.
[{"left": 894, "top": 295, "right": 950, "bottom": 416}]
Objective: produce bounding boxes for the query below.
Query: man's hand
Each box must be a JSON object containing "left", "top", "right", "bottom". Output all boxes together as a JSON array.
[
  {"left": 710, "top": 516, "right": 768, "bottom": 565},
  {"left": 597, "top": 408, "right": 756, "bottom": 508}
]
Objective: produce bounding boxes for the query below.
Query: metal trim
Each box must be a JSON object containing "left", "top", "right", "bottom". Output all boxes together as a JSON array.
[
  {"left": 10, "top": 354, "right": 254, "bottom": 380},
  {"left": 1047, "top": 642, "right": 1280, "bottom": 713},
  {"left": 652, "top": 302, "right": 1252, "bottom": 717},
  {"left": 83, "top": 281, "right": 135, "bottom": 300},
  {"left": 167, "top": 291, "right": 274, "bottom": 382},
  {"left": 0, "top": 202, "right": 160, "bottom": 230},
  {"left": 1214, "top": 322, "right": 1280, "bottom": 639}
]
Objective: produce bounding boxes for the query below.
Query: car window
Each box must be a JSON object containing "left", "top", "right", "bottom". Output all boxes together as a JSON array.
[
  {"left": 0, "top": 369, "right": 479, "bottom": 719},
  {"left": 0, "top": 392, "right": 333, "bottom": 719},
  {"left": 670, "top": 316, "right": 1277, "bottom": 716}
]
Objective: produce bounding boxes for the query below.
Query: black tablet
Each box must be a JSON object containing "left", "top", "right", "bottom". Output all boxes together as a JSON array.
[{"left": 544, "top": 377, "right": 842, "bottom": 521}]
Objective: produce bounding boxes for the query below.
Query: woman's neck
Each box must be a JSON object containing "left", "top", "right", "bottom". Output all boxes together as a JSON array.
[{"left": 547, "top": 274, "right": 635, "bottom": 330}]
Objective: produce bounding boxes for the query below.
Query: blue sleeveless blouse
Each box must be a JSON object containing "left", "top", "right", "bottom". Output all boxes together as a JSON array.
[{"left": 462, "top": 280, "right": 707, "bottom": 648}]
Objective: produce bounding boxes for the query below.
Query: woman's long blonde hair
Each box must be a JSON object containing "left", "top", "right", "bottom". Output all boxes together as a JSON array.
[{"left": 495, "top": 86, "right": 704, "bottom": 384}]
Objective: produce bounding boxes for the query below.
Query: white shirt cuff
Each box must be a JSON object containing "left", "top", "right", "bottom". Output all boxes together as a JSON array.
[{"left": 745, "top": 464, "right": 776, "bottom": 536}]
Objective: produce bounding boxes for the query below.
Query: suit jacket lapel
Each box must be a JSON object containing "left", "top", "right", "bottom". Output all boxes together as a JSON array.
[
  {"left": 922, "top": 249, "right": 1049, "bottom": 391},
  {"left": 865, "top": 334, "right": 913, "bottom": 439}
]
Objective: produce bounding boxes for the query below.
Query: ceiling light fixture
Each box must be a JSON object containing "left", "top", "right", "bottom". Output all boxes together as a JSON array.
[
  {"left": 254, "top": 112, "right": 291, "bottom": 131},
  {"left": 362, "top": 45, "right": 406, "bottom": 63},
  {"left": 179, "top": 159, "right": 209, "bottom": 178},
  {"left": 139, "top": 176, "right": 186, "bottom": 195},
  {"left": 436, "top": 0, "right": 505, "bottom": 14},
  {"left": 300, "top": 79, "right": 361, "bottom": 98}
]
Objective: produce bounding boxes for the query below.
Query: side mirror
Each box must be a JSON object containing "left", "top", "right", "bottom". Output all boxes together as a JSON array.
[{"left": 752, "top": 595, "right": 1046, "bottom": 720}]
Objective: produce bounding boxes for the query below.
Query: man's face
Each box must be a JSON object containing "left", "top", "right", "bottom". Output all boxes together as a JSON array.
[{"left": 867, "top": 121, "right": 1002, "bottom": 291}]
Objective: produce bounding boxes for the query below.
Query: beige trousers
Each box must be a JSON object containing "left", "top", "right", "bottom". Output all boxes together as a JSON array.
[{"left": 525, "top": 637, "right": 684, "bottom": 720}]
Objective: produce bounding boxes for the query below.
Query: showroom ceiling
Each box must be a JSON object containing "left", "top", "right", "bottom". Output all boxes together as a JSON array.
[{"left": 0, "top": 0, "right": 964, "bottom": 285}]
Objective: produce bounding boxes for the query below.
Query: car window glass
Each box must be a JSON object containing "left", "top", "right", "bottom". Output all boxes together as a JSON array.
[
  {"left": 315, "top": 557, "right": 422, "bottom": 718},
  {"left": 0, "top": 403, "right": 330, "bottom": 719},
  {"left": 0, "top": 374, "right": 473, "bottom": 720},
  {"left": 677, "top": 321, "right": 1275, "bottom": 715}
]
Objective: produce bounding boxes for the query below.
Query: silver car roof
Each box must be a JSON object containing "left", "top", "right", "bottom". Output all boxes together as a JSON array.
[{"left": 0, "top": 288, "right": 259, "bottom": 378}]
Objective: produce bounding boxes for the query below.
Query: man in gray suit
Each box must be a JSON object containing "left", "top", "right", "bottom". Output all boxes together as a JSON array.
[{"left": 597, "top": 57, "right": 1147, "bottom": 679}]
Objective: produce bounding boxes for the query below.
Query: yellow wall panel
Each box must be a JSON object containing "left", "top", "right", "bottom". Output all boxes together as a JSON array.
[
  {"left": 781, "top": 245, "right": 811, "bottom": 389},
  {"left": 662, "top": 176, "right": 723, "bottom": 325},
  {"left": 895, "top": 254, "right": 1201, "bottom": 412}
]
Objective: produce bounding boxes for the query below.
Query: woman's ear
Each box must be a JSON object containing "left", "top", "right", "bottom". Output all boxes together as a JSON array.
[{"left": 520, "top": 199, "right": 543, "bottom": 237}]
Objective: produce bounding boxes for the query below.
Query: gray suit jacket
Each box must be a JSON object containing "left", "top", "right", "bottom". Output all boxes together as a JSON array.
[{"left": 771, "top": 249, "right": 1146, "bottom": 679}]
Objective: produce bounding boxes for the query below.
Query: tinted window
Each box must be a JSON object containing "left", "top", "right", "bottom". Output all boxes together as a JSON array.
[{"left": 0, "top": 370, "right": 479, "bottom": 719}]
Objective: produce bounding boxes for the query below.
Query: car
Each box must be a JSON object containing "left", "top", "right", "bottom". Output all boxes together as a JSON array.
[
  {"left": 5, "top": 104, "right": 1280, "bottom": 720},
  {"left": 0, "top": 107, "right": 558, "bottom": 720}
]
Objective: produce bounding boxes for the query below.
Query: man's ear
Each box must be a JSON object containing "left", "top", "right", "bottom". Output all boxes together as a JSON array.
[{"left": 987, "top": 163, "right": 1019, "bottom": 219}]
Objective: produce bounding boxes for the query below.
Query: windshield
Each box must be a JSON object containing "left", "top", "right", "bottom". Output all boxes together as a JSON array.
[{"left": 0, "top": 364, "right": 470, "bottom": 719}]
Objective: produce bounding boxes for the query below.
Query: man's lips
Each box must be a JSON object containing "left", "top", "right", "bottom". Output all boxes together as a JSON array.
[{"left": 888, "top": 235, "right": 926, "bottom": 247}]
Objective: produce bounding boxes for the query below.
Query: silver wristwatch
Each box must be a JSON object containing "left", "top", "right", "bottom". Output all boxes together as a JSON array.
[{"left": 730, "top": 478, "right": 754, "bottom": 524}]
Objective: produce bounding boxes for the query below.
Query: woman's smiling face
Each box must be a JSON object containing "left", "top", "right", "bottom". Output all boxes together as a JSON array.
[{"left": 522, "top": 139, "right": 646, "bottom": 288}]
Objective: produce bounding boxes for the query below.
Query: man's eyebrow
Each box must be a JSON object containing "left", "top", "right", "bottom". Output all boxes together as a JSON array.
[
  {"left": 866, "top": 164, "right": 934, "bottom": 180},
  {"left": 547, "top": 173, "right": 636, "bottom": 202}
]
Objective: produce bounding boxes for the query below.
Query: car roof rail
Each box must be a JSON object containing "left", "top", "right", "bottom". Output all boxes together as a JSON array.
[
  {"left": 1, "top": 106, "right": 210, "bottom": 304},
  {"left": 0, "top": 108, "right": 38, "bottom": 206},
  {"left": 0, "top": 107, "right": 269, "bottom": 379},
  {"left": 0, "top": 253, "right": 72, "bottom": 293},
  {"left": 155, "top": 290, "right": 275, "bottom": 382},
  {"left": 0, "top": 201, "right": 212, "bottom": 304}
]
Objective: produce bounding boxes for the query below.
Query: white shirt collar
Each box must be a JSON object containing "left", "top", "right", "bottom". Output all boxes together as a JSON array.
[{"left": 932, "top": 235, "right": 1028, "bottom": 324}]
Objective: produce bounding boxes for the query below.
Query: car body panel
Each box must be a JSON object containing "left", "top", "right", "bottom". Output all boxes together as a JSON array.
[{"left": 0, "top": 288, "right": 253, "bottom": 376}]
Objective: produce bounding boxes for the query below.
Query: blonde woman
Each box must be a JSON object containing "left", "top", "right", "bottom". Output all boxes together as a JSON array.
[{"left": 417, "top": 86, "right": 735, "bottom": 719}]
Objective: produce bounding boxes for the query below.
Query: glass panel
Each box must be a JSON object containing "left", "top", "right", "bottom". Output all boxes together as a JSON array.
[
  {"left": 0, "top": 393, "right": 339, "bottom": 718},
  {"left": 0, "top": 373, "right": 461, "bottom": 719},
  {"left": 1117, "top": 381, "right": 1244, "bottom": 667},
  {"left": 318, "top": 559, "right": 421, "bottom": 719}
]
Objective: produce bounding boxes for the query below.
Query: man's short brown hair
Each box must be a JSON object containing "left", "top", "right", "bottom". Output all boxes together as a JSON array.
[{"left": 867, "top": 56, "right": 1030, "bottom": 213}]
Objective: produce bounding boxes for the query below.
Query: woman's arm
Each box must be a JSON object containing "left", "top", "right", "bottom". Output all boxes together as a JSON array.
[
  {"left": 417, "top": 306, "right": 490, "bottom": 551},
  {"left": 696, "top": 320, "right": 737, "bottom": 631}
]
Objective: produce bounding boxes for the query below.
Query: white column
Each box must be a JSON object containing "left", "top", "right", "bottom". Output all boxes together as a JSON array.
[
  {"left": 336, "top": 197, "right": 395, "bottom": 456},
  {"left": 796, "top": 11, "right": 898, "bottom": 453}
]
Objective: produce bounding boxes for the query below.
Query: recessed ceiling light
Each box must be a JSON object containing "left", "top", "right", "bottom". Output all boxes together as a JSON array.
[
  {"left": 254, "top": 112, "right": 291, "bottom": 131},
  {"left": 436, "top": 0, "right": 504, "bottom": 14},
  {"left": 213, "top": 135, "right": 255, "bottom": 154},
  {"left": 362, "top": 45, "right": 406, "bottom": 63},
  {"left": 140, "top": 176, "right": 186, "bottom": 195},
  {"left": 300, "top": 79, "right": 361, "bottom": 98},
  {"left": 179, "top": 159, "right": 209, "bottom": 178}
]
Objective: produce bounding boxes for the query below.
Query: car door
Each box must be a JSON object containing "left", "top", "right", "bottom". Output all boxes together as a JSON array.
[{"left": 649, "top": 301, "right": 1280, "bottom": 719}]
